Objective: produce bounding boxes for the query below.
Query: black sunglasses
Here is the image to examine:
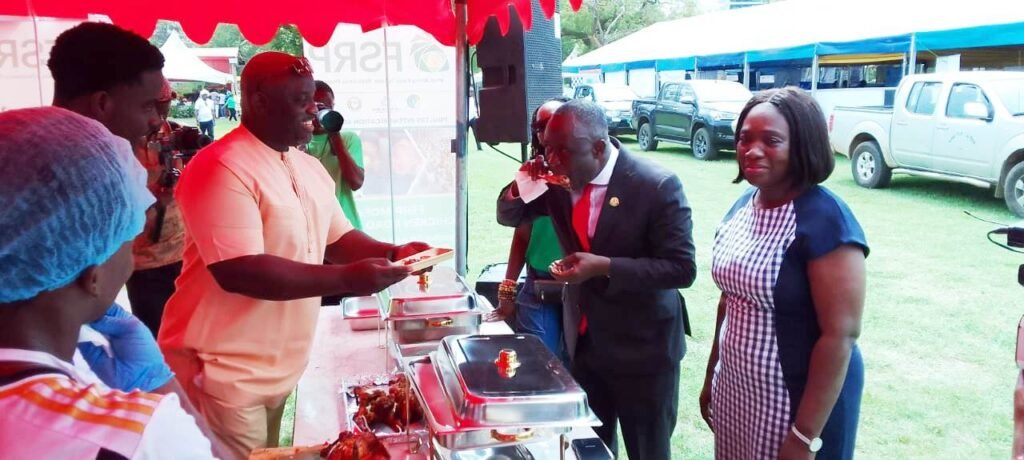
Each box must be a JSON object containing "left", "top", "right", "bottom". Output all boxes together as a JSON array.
[{"left": 531, "top": 119, "right": 549, "bottom": 133}]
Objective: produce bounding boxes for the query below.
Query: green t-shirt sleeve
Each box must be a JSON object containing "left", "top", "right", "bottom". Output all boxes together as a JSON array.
[
  {"left": 342, "top": 132, "right": 364, "bottom": 168},
  {"left": 306, "top": 134, "right": 329, "bottom": 161}
]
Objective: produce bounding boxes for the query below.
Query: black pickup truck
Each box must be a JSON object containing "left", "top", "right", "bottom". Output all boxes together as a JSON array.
[
  {"left": 573, "top": 83, "right": 639, "bottom": 136},
  {"left": 631, "top": 80, "right": 752, "bottom": 160}
]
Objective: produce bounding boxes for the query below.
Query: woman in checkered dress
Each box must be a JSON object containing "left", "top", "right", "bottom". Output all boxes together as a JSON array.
[{"left": 700, "top": 88, "right": 868, "bottom": 460}]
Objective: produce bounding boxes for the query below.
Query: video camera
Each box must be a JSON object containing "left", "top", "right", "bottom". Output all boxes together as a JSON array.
[
  {"left": 156, "top": 126, "right": 212, "bottom": 188},
  {"left": 316, "top": 103, "right": 344, "bottom": 133}
]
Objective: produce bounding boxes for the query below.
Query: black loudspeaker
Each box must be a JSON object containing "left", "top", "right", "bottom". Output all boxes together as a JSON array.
[{"left": 475, "top": 0, "right": 563, "bottom": 145}]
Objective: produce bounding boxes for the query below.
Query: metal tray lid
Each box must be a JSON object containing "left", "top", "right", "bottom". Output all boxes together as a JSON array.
[
  {"left": 381, "top": 266, "right": 477, "bottom": 319},
  {"left": 403, "top": 353, "right": 597, "bottom": 449},
  {"left": 434, "top": 335, "right": 595, "bottom": 426},
  {"left": 443, "top": 335, "right": 572, "bottom": 395}
]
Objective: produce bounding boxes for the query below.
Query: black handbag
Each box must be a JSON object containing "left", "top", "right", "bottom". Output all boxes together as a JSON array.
[{"left": 531, "top": 279, "right": 565, "bottom": 305}]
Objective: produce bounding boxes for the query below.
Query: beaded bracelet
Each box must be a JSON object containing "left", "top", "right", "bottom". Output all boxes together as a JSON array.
[{"left": 497, "top": 279, "right": 518, "bottom": 302}]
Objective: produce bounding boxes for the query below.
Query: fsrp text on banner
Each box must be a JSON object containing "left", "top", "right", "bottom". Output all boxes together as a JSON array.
[
  {"left": 304, "top": 24, "right": 457, "bottom": 252},
  {"left": 0, "top": 16, "right": 84, "bottom": 111}
]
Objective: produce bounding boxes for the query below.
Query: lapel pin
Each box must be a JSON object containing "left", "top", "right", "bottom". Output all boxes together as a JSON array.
[{"left": 609, "top": 197, "right": 620, "bottom": 207}]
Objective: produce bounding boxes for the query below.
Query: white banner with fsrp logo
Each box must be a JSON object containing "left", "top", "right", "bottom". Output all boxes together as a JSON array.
[
  {"left": 0, "top": 16, "right": 85, "bottom": 111},
  {"left": 304, "top": 25, "right": 457, "bottom": 255}
]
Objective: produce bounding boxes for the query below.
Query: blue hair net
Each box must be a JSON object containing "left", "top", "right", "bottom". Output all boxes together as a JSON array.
[{"left": 0, "top": 107, "right": 154, "bottom": 303}]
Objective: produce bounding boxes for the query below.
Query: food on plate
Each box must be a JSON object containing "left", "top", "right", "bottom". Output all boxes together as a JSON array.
[
  {"left": 541, "top": 174, "right": 571, "bottom": 189},
  {"left": 549, "top": 259, "right": 571, "bottom": 275},
  {"left": 388, "top": 374, "right": 422, "bottom": 426},
  {"left": 395, "top": 247, "right": 453, "bottom": 272},
  {"left": 320, "top": 431, "right": 390, "bottom": 460},
  {"left": 352, "top": 374, "right": 423, "bottom": 432},
  {"left": 401, "top": 256, "right": 427, "bottom": 266}
]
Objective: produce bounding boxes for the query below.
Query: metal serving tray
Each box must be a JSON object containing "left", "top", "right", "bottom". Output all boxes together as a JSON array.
[
  {"left": 340, "top": 374, "right": 426, "bottom": 439},
  {"left": 405, "top": 355, "right": 576, "bottom": 451},
  {"left": 391, "top": 314, "right": 482, "bottom": 345},
  {"left": 381, "top": 267, "right": 478, "bottom": 319},
  {"left": 391, "top": 340, "right": 442, "bottom": 360},
  {"left": 387, "top": 293, "right": 493, "bottom": 359},
  {"left": 341, "top": 296, "right": 382, "bottom": 331},
  {"left": 445, "top": 444, "right": 535, "bottom": 460},
  {"left": 435, "top": 335, "right": 597, "bottom": 426}
]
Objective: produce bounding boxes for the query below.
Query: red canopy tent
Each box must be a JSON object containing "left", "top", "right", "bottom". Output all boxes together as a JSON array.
[{"left": 0, "top": 0, "right": 581, "bottom": 46}]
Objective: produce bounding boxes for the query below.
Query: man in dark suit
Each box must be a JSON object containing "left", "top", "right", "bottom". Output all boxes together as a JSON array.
[{"left": 497, "top": 99, "right": 696, "bottom": 459}]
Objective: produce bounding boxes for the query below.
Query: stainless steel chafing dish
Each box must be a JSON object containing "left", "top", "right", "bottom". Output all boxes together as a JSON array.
[
  {"left": 340, "top": 295, "right": 382, "bottom": 331},
  {"left": 435, "top": 335, "right": 592, "bottom": 425},
  {"left": 404, "top": 334, "right": 600, "bottom": 454},
  {"left": 381, "top": 267, "right": 488, "bottom": 356},
  {"left": 380, "top": 267, "right": 478, "bottom": 318}
]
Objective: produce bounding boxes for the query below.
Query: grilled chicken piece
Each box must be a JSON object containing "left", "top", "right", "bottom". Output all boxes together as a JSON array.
[
  {"left": 351, "top": 375, "right": 423, "bottom": 432},
  {"left": 321, "top": 431, "right": 390, "bottom": 460}
]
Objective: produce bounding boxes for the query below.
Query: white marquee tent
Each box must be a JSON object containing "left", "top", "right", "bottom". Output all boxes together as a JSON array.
[{"left": 159, "top": 31, "right": 232, "bottom": 84}]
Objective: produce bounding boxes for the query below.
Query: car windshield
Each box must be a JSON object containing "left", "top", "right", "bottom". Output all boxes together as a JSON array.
[
  {"left": 990, "top": 78, "right": 1024, "bottom": 115},
  {"left": 592, "top": 85, "right": 639, "bottom": 102},
  {"left": 691, "top": 82, "right": 752, "bottom": 102}
]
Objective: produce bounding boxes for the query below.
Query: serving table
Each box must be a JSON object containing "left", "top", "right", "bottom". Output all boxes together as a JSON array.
[{"left": 292, "top": 307, "right": 602, "bottom": 459}]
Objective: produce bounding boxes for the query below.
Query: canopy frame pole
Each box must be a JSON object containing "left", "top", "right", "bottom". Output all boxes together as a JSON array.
[
  {"left": 655, "top": 66, "right": 661, "bottom": 95},
  {"left": 454, "top": 0, "right": 469, "bottom": 277},
  {"left": 907, "top": 32, "right": 918, "bottom": 75},
  {"left": 810, "top": 53, "right": 820, "bottom": 95},
  {"left": 742, "top": 54, "right": 750, "bottom": 90}
]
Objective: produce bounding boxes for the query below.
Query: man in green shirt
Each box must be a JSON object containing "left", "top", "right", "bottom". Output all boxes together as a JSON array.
[{"left": 307, "top": 80, "right": 364, "bottom": 230}]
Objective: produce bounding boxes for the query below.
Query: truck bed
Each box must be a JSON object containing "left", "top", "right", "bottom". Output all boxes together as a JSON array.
[
  {"left": 829, "top": 105, "right": 895, "bottom": 156},
  {"left": 832, "top": 105, "right": 893, "bottom": 113}
]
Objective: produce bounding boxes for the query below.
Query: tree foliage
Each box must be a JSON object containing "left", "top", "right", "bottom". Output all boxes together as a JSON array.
[
  {"left": 559, "top": 0, "right": 700, "bottom": 59},
  {"left": 149, "top": 21, "right": 304, "bottom": 73}
]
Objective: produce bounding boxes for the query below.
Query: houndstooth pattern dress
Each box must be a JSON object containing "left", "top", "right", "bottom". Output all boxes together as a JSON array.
[
  {"left": 711, "top": 190, "right": 796, "bottom": 459},
  {"left": 709, "top": 186, "right": 868, "bottom": 460}
]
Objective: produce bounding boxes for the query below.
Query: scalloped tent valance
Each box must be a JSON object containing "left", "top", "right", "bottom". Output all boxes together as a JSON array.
[{"left": 1, "top": 0, "right": 583, "bottom": 46}]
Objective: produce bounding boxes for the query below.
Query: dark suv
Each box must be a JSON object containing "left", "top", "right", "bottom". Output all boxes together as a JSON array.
[{"left": 631, "top": 80, "right": 752, "bottom": 160}]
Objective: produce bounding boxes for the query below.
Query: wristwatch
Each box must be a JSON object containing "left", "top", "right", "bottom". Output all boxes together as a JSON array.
[{"left": 791, "top": 425, "right": 823, "bottom": 452}]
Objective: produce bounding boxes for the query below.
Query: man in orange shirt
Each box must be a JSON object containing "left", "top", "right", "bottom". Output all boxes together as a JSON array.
[{"left": 158, "top": 52, "right": 427, "bottom": 458}]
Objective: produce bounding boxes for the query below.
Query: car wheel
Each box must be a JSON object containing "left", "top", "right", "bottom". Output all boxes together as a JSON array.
[
  {"left": 1004, "top": 162, "right": 1024, "bottom": 217},
  {"left": 638, "top": 123, "right": 658, "bottom": 151},
  {"left": 851, "top": 141, "right": 892, "bottom": 188},
  {"left": 692, "top": 127, "right": 718, "bottom": 161}
]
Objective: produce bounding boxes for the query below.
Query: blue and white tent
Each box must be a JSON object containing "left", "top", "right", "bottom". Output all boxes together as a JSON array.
[{"left": 563, "top": 0, "right": 1024, "bottom": 91}]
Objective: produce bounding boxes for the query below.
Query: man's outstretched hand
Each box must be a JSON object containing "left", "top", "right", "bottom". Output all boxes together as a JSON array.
[
  {"left": 391, "top": 241, "right": 431, "bottom": 261},
  {"left": 550, "top": 252, "right": 611, "bottom": 284},
  {"left": 338, "top": 258, "right": 412, "bottom": 296}
]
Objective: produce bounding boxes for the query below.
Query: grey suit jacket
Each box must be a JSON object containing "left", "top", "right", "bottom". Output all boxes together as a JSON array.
[{"left": 496, "top": 142, "right": 696, "bottom": 375}]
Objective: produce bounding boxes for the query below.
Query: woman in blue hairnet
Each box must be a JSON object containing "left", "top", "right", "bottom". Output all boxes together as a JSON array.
[{"left": 0, "top": 107, "right": 216, "bottom": 459}]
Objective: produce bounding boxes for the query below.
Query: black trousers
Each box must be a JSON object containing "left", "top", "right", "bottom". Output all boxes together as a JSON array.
[
  {"left": 125, "top": 261, "right": 182, "bottom": 337},
  {"left": 573, "top": 335, "right": 680, "bottom": 460},
  {"left": 198, "top": 120, "right": 215, "bottom": 139}
]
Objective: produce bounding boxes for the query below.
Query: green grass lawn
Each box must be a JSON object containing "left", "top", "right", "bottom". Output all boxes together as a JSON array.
[
  {"left": 467, "top": 136, "right": 1021, "bottom": 459},
  {"left": 170, "top": 117, "right": 239, "bottom": 140},
  {"left": 189, "top": 120, "right": 1021, "bottom": 458}
]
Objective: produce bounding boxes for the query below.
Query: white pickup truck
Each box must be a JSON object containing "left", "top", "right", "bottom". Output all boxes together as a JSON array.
[{"left": 828, "top": 71, "right": 1024, "bottom": 216}]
